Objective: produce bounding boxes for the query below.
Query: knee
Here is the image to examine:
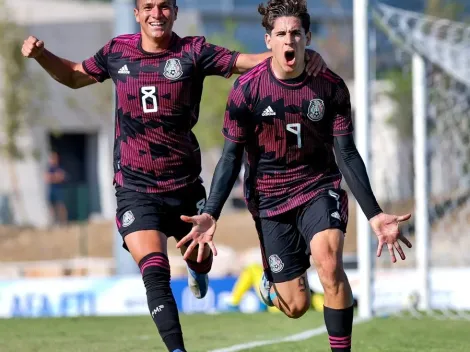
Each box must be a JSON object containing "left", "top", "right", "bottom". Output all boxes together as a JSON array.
[
  {"left": 316, "top": 259, "right": 344, "bottom": 295},
  {"left": 284, "top": 300, "right": 310, "bottom": 319},
  {"left": 278, "top": 291, "right": 310, "bottom": 319}
]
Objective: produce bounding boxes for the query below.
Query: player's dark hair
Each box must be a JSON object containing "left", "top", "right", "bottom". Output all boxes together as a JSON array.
[
  {"left": 134, "top": 0, "right": 177, "bottom": 8},
  {"left": 258, "top": 0, "right": 310, "bottom": 34}
]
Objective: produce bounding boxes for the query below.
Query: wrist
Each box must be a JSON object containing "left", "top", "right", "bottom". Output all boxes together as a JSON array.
[
  {"left": 368, "top": 210, "right": 383, "bottom": 223},
  {"left": 202, "top": 211, "right": 218, "bottom": 222},
  {"left": 34, "top": 50, "right": 46, "bottom": 61}
]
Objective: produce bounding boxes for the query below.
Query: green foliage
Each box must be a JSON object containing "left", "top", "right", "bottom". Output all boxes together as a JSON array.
[
  {"left": 193, "top": 21, "right": 247, "bottom": 150},
  {"left": 425, "top": 0, "right": 467, "bottom": 21},
  {"left": 381, "top": 70, "right": 413, "bottom": 139},
  {"left": 65, "top": 80, "right": 113, "bottom": 122},
  {"left": 0, "top": 0, "right": 48, "bottom": 160},
  {"left": 377, "top": 0, "right": 466, "bottom": 141}
]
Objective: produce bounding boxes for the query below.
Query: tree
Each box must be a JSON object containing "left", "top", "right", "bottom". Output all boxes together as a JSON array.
[
  {"left": 375, "top": 0, "right": 467, "bottom": 200},
  {"left": 0, "top": 0, "right": 48, "bottom": 224},
  {"left": 193, "top": 21, "right": 247, "bottom": 150},
  {"left": 425, "top": 0, "right": 467, "bottom": 21},
  {"left": 312, "top": 0, "right": 354, "bottom": 80},
  {"left": 378, "top": 0, "right": 467, "bottom": 136}
]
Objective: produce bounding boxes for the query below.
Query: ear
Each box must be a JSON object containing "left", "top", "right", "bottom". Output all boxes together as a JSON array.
[
  {"left": 265, "top": 33, "right": 272, "bottom": 50},
  {"left": 134, "top": 8, "right": 139, "bottom": 23},
  {"left": 174, "top": 6, "right": 178, "bottom": 20},
  {"left": 306, "top": 31, "right": 312, "bottom": 46}
]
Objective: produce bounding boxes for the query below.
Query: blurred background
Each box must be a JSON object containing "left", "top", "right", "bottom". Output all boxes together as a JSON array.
[{"left": 0, "top": 0, "right": 469, "bottom": 333}]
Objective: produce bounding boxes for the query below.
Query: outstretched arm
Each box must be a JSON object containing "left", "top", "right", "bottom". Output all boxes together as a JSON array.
[
  {"left": 22, "top": 36, "right": 97, "bottom": 89},
  {"left": 333, "top": 134, "right": 382, "bottom": 220},
  {"left": 232, "top": 52, "right": 272, "bottom": 74},
  {"left": 233, "top": 49, "right": 327, "bottom": 76},
  {"left": 177, "top": 79, "right": 251, "bottom": 261},
  {"left": 332, "top": 81, "right": 412, "bottom": 263},
  {"left": 203, "top": 139, "right": 246, "bottom": 220},
  {"left": 334, "top": 134, "right": 413, "bottom": 261},
  {"left": 177, "top": 139, "right": 245, "bottom": 261}
]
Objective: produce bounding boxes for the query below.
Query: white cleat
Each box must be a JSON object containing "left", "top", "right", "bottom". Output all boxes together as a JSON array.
[
  {"left": 187, "top": 266, "right": 209, "bottom": 299},
  {"left": 259, "top": 272, "right": 275, "bottom": 307}
]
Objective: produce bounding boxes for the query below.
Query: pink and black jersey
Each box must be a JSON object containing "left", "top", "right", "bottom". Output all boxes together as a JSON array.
[
  {"left": 82, "top": 33, "right": 239, "bottom": 193},
  {"left": 222, "top": 58, "right": 353, "bottom": 218}
]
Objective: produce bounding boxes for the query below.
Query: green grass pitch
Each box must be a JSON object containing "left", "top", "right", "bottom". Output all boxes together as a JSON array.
[{"left": 0, "top": 311, "right": 469, "bottom": 351}]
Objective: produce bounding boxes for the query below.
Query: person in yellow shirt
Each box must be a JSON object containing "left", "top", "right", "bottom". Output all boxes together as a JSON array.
[{"left": 226, "top": 263, "right": 280, "bottom": 313}]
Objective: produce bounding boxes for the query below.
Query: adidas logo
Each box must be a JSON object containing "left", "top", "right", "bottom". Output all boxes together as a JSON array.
[
  {"left": 151, "top": 305, "right": 164, "bottom": 317},
  {"left": 262, "top": 106, "right": 276, "bottom": 116},
  {"left": 118, "top": 65, "right": 130, "bottom": 74},
  {"left": 331, "top": 211, "right": 341, "bottom": 221}
]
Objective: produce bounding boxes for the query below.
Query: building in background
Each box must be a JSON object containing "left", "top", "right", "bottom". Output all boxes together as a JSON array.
[
  {"left": 2, "top": 0, "right": 467, "bottom": 227},
  {"left": 0, "top": 0, "right": 204, "bottom": 226}
]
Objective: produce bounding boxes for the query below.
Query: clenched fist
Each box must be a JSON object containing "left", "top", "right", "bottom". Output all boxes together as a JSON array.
[{"left": 21, "top": 36, "right": 45, "bottom": 58}]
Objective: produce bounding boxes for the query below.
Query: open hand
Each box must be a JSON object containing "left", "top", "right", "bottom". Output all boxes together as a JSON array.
[
  {"left": 176, "top": 213, "right": 217, "bottom": 262},
  {"left": 369, "top": 213, "right": 413, "bottom": 263}
]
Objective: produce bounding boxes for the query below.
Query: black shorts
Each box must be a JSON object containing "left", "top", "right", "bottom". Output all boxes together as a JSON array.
[
  {"left": 48, "top": 187, "right": 64, "bottom": 205},
  {"left": 256, "top": 189, "right": 348, "bottom": 283},
  {"left": 115, "top": 181, "right": 207, "bottom": 250}
]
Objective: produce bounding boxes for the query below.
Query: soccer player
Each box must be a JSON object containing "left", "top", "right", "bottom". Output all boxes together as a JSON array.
[
  {"left": 177, "top": 1, "right": 413, "bottom": 351},
  {"left": 21, "top": 1, "right": 326, "bottom": 351}
]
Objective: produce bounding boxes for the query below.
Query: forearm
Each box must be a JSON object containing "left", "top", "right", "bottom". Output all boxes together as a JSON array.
[
  {"left": 334, "top": 135, "right": 382, "bottom": 220},
  {"left": 35, "top": 49, "right": 95, "bottom": 89},
  {"left": 232, "top": 52, "right": 272, "bottom": 74},
  {"left": 203, "top": 141, "right": 245, "bottom": 220}
]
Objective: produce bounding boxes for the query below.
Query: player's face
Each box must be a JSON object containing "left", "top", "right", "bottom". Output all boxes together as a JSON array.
[
  {"left": 134, "top": 0, "right": 177, "bottom": 41},
  {"left": 265, "top": 16, "right": 311, "bottom": 76},
  {"left": 49, "top": 153, "right": 59, "bottom": 166}
]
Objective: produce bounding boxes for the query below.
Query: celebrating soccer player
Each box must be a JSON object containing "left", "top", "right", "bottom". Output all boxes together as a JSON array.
[
  {"left": 177, "top": 1, "right": 413, "bottom": 351},
  {"left": 21, "top": 0, "right": 327, "bottom": 351}
]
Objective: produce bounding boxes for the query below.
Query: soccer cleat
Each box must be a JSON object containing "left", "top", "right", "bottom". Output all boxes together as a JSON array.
[
  {"left": 259, "top": 273, "right": 275, "bottom": 307},
  {"left": 187, "top": 266, "right": 209, "bottom": 299}
]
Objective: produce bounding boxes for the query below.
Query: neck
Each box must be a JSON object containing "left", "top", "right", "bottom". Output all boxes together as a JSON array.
[
  {"left": 270, "top": 58, "right": 305, "bottom": 80},
  {"left": 140, "top": 32, "right": 173, "bottom": 53}
]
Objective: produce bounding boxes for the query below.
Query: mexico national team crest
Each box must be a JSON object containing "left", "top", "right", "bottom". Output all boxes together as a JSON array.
[
  {"left": 122, "top": 210, "right": 135, "bottom": 228},
  {"left": 307, "top": 99, "right": 325, "bottom": 122},
  {"left": 163, "top": 58, "right": 183, "bottom": 80},
  {"left": 268, "top": 254, "right": 284, "bottom": 273}
]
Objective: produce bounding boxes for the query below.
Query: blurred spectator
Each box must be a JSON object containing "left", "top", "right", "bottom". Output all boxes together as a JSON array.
[{"left": 45, "top": 152, "right": 68, "bottom": 225}]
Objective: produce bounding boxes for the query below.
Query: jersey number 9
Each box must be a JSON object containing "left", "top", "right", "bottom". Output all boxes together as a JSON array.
[{"left": 287, "top": 123, "right": 302, "bottom": 148}]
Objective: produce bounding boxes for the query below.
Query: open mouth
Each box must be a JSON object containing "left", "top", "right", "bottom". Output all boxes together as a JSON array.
[
  {"left": 149, "top": 21, "right": 166, "bottom": 29},
  {"left": 284, "top": 50, "right": 296, "bottom": 66}
]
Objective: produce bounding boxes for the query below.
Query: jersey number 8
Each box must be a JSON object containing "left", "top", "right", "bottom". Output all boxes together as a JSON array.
[{"left": 141, "top": 86, "right": 158, "bottom": 113}]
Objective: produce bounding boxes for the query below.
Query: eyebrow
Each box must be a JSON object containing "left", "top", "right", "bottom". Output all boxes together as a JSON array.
[{"left": 274, "top": 28, "right": 302, "bottom": 33}]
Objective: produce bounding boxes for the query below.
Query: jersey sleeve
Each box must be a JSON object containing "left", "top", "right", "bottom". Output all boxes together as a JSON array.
[
  {"left": 192, "top": 36, "right": 240, "bottom": 78},
  {"left": 222, "top": 81, "right": 251, "bottom": 143},
  {"left": 81, "top": 39, "right": 113, "bottom": 83},
  {"left": 331, "top": 81, "right": 354, "bottom": 136}
]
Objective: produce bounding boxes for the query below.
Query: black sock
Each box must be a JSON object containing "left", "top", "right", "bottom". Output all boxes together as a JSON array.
[
  {"left": 139, "top": 252, "right": 186, "bottom": 352},
  {"left": 186, "top": 249, "right": 213, "bottom": 274},
  {"left": 324, "top": 305, "right": 354, "bottom": 351}
]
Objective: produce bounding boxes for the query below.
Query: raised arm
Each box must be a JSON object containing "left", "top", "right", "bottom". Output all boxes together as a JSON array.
[
  {"left": 233, "top": 49, "right": 328, "bottom": 76},
  {"left": 232, "top": 52, "right": 272, "bottom": 74},
  {"left": 193, "top": 36, "right": 327, "bottom": 77},
  {"left": 22, "top": 36, "right": 97, "bottom": 89}
]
